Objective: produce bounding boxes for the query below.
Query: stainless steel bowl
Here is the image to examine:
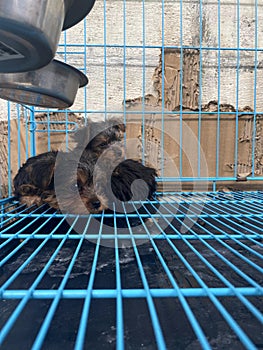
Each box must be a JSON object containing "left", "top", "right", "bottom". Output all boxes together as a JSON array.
[
  {"left": 0, "top": 0, "right": 95, "bottom": 73},
  {"left": 0, "top": 59, "right": 88, "bottom": 108},
  {"left": 63, "top": 0, "right": 96, "bottom": 30}
]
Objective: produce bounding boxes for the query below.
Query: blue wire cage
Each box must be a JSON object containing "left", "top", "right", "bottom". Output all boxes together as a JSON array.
[{"left": 0, "top": 1, "right": 263, "bottom": 349}]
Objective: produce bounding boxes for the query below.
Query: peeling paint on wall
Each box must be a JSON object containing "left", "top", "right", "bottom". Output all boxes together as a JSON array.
[
  {"left": 125, "top": 48, "right": 263, "bottom": 188},
  {"left": 152, "top": 49, "right": 200, "bottom": 110}
]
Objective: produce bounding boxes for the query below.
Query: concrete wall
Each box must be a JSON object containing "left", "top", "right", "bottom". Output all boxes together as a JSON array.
[
  {"left": 0, "top": 0, "right": 262, "bottom": 117},
  {"left": 59, "top": 0, "right": 263, "bottom": 113}
]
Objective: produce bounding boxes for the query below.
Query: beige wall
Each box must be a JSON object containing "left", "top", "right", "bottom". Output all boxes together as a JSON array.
[{"left": 0, "top": 0, "right": 262, "bottom": 119}]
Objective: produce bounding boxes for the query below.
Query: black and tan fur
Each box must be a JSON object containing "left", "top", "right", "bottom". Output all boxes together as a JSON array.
[{"left": 13, "top": 120, "right": 157, "bottom": 216}]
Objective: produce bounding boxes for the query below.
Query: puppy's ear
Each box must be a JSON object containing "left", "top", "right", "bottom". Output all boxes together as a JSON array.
[{"left": 31, "top": 161, "right": 55, "bottom": 189}]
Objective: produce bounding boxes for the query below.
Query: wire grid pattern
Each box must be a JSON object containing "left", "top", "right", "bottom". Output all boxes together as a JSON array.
[
  {"left": 1, "top": 0, "right": 263, "bottom": 193},
  {"left": 0, "top": 191, "right": 263, "bottom": 349},
  {"left": 0, "top": 0, "right": 263, "bottom": 349}
]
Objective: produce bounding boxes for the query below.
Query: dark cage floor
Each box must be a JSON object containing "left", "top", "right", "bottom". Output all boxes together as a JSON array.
[{"left": 0, "top": 191, "right": 262, "bottom": 350}]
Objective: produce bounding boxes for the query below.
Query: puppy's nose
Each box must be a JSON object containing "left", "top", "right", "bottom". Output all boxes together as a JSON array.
[{"left": 91, "top": 200, "right": 101, "bottom": 209}]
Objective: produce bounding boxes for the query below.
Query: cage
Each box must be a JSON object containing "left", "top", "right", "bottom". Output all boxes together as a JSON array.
[{"left": 0, "top": 1, "right": 263, "bottom": 349}]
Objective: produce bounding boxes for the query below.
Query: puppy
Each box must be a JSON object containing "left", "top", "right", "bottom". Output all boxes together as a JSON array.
[
  {"left": 13, "top": 120, "right": 125, "bottom": 211},
  {"left": 13, "top": 120, "right": 157, "bottom": 219},
  {"left": 14, "top": 149, "right": 157, "bottom": 217},
  {"left": 13, "top": 151, "right": 57, "bottom": 207},
  {"left": 13, "top": 151, "right": 107, "bottom": 213}
]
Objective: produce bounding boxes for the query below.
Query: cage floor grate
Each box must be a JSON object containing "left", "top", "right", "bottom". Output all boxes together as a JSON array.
[{"left": 0, "top": 191, "right": 262, "bottom": 349}]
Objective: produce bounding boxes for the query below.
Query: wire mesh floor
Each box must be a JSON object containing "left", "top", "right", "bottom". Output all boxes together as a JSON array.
[{"left": 0, "top": 191, "right": 262, "bottom": 350}]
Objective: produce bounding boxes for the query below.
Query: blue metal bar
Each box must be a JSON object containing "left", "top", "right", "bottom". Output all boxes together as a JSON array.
[
  {"left": 1, "top": 190, "right": 263, "bottom": 205},
  {"left": 252, "top": 0, "right": 259, "bottom": 177},
  {"left": 0, "top": 204, "right": 3, "bottom": 228},
  {"left": 234, "top": 0, "right": 240, "bottom": 179},
  {"left": 1, "top": 210, "right": 263, "bottom": 221},
  {"left": 74, "top": 214, "right": 103, "bottom": 349},
  {"left": 113, "top": 204, "right": 124, "bottom": 350},
  {"left": 46, "top": 111, "right": 51, "bottom": 151},
  {"left": 160, "top": 0, "right": 165, "bottom": 177},
  {"left": 154, "top": 176, "right": 263, "bottom": 181},
  {"left": 103, "top": 0, "right": 107, "bottom": 118},
  {"left": 123, "top": 0, "right": 127, "bottom": 148},
  {"left": 122, "top": 204, "right": 168, "bottom": 350},
  {"left": 216, "top": 0, "right": 221, "bottom": 179},
  {"left": 168, "top": 230, "right": 263, "bottom": 324},
  {"left": 196, "top": 200, "right": 263, "bottom": 241},
  {"left": 1, "top": 233, "right": 262, "bottom": 241},
  {"left": 29, "top": 107, "right": 36, "bottom": 157},
  {"left": 141, "top": 0, "right": 146, "bottom": 165},
  {"left": 0, "top": 216, "right": 69, "bottom": 344},
  {"left": 29, "top": 109, "right": 263, "bottom": 116},
  {"left": 2, "top": 287, "right": 262, "bottom": 300},
  {"left": 83, "top": 17, "right": 88, "bottom": 122},
  {"left": 0, "top": 213, "right": 64, "bottom": 270},
  {"left": 2, "top": 210, "right": 262, "bottom": 220},
  {"left": 179, "top": 0, "right": 183, "bottom": 178},
  {"left": 140, "top": 204, "right": 261, "bottom": 349},
  {"left": 161, "top": 193, "right": 263, "bottom": 247},
  {"left": 63, "top": 29, "right": 67, "bottom": 63},
  {"left": 55, "top": 43, "right": 263, "bottom": 52},
  {"left": 127, "top": 205, "right": 212, "bottom": 350},
  {"left": 65, "top": 109, "right": 69, "bottom": 150},
  {"left": 198, "top": 0, "right": 203, "bottom": 178},
  {"left": 16, "top": 105, "right": 21, "bottom": 168},
  {"left": 160, "top": 199, "right": 263, "bottom": 287},
  {"left": 0, "top": 204, "right": 53, "bottom": 235},
  {"left": 7, "top": 103, "right": 12, "bottom": 197},
  {"left": 32, "top": 217, "right": 85, "bottom": 350},
  {"left": 24, "top": 107, "right": 29, "bottom": 160},
  {"left": 170, "top": 228, "right": 263, "bottom": 325}
]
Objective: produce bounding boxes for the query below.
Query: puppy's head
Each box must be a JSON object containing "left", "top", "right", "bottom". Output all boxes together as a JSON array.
[
  {"left": 13, "top": 151, "right": 57, "bottom": 206},
  {"left": 51, "top": 154, "right": 108, "bottom": 214},
  {"left": 73, "top": 120, "right": 125, "bottom": 160}
]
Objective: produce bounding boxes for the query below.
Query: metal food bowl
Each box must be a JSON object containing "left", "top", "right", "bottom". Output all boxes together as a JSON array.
[
  {"left": 0, "top": 0, "right": 96, "bottom": 73},
  {"left": 63, "top": 0, "right": 96, "bottom": 30},
  {"left": 0, "top": 60, "right": 88, "bottom": 108}
]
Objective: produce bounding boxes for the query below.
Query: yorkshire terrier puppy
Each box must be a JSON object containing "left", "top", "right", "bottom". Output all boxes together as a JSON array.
[
  {"left": 13, "top": 120, "right": 157, "bottom": 219},
  {"left": 13, "top": 150, "right": 107, "bottom": 213},
  {"left": 73, "top": 119, "right": 155, "bottom": 209},
  {"left": 14, "top": 120, "right": 125, "bottom": 211},
  {"left": 13, "top": 151, "right": 57, "bottom": 208},
  {"left": 43, "top": 151, "right": 109, "bottom": 214}
]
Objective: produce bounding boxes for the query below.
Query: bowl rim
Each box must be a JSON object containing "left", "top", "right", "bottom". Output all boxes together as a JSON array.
[
  {"left": 0, "top": 59, "right": 88, "bottom": 108},
  {"left": 63, "top": 0, "right": 96, "bottom": 30},
  {"left": 0, "top": 59, "right": 89, "bottom": 88},
  {"left": 51, "top": 60, "right": 89, "bottom": 87}
]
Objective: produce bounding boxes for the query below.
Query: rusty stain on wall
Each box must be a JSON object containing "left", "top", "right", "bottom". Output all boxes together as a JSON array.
[{"left": 152, "top": 49, "right": 200, "bottom": 110}]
